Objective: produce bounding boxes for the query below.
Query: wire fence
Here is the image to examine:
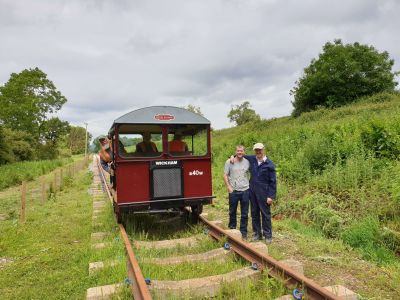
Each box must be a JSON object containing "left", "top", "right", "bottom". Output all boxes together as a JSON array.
[{"left": 0, "top": 157, "right": 90, "bottom": 224}]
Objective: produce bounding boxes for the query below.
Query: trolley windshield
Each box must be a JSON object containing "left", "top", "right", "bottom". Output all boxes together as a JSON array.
[
  {"left": 117, "top": 124, "right": 163, "bottom": 158},
  {"left": 167, "top": 124, "right": 208, "bottom": 157}
]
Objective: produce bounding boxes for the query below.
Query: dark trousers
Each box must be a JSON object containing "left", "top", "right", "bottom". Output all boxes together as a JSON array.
[
  {"left": 228, "top": 190, "right": 250, "bottom": 237},
  {"left": 249, "top": 189, "right": 272, "bottom": 239}
]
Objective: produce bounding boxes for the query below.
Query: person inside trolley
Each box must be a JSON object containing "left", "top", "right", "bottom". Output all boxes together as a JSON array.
[
  {"left": 168, "top": 133, "right": 189, "bottom": 153},
  {"left": 136, "top": 132, "right": 158, "bottom": 153}
]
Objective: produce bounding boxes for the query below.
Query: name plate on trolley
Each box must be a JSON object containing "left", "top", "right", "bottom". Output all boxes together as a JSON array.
[{"left": 151, "top": 160, "right": 182, "bottom": 169}]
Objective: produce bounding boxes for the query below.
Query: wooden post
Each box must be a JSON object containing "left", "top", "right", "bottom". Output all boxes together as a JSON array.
[
  {"left": 41, "top": 178, "right": 46, "bottom": 204},
  {"left": 20, "top": 181, "right": 27, "bottom": 224},
  {"left": 60, "top": 169, "right": 63, "bottom": 189},
  {"left": 54, "top": 171, "right": 58, "bottom": 192}
]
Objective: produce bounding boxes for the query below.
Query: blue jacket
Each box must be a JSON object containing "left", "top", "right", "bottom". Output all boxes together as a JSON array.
[{"left": 244, "top": 155, "right": 277, "bottom": 199}]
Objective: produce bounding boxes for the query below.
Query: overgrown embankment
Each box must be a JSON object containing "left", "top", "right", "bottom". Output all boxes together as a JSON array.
[{"left": 211, "top": 92, "right": 400, "bottom": 265}]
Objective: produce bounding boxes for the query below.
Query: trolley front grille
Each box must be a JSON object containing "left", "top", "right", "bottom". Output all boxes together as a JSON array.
[{"left": 152, "top": 167, "right": 182, "bottom": 199}]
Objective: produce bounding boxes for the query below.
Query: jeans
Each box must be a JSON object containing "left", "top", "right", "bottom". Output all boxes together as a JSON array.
[
  {"left": 228, "top": 189, "right": 250, "bottom": 237},
  {"left": 249, "top": 189, "right": 272, "bottom": 239}
]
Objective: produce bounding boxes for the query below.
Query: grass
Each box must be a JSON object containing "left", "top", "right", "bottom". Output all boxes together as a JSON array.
[
  {"left": 126, "top": 214, "right": 245, "bottom": 279},
  {"left": 211, "top": 92, "right": 400, "bottom": 260},
  {"left": 135, "top": 237, "right": 222, "bottom": 258},
  {"left": 0, "top": 160, "right": 129, "bottom": 299},
  {"left": 141, "top": 257, "right": 247, "bottom": 281},
  {"left": 125, "top": 212, "right": 288, "bottom": 299},
  {"left": 206, "top": 92, "right": 400, "bottom": 298},
  {"left": 0, "top": 157, "right": 73, "bottom": 190},
  {"left": 216, "top": 274, "right": 288, "bottom": 300},
  {"left": 0, "top": 157, "right": 87, "bottom": 221},
  {"left": 124, "top": 213, "right": 206, "bottom": 240}
]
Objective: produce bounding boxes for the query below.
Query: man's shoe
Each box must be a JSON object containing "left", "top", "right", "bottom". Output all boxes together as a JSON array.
[
  {"left": 228, "top": 226, "right": 236, "bottom": 229},
  {"left": 252, "top": 235, "right": 261, "bottom": 242},
  {"left": 265, "top": 238, "right": 272, "bottom": 244},
  {"left": 241, "top": 234, "right": 248, "bottom": 241}
]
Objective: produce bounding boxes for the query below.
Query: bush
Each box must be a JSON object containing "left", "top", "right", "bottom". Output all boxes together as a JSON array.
[
  {"left": 340, "top": 217, "right": 398, "bottom": 264},
  {"left": 275, "top": 193, "right": 343, "bottom": 238},
  {"left": 361, "top": 121, "right": 399, "bottom": 159},
  {"left": 381, "top": 228, "right": 400, "bottom": 254},
  {"left": 301, "top": 134, "right": 333, "bottom": 173},
  {"left": 307, "top": 205, "right": 343, "bottom": 238},
  {"left": 341, "top": 217, "right": 380, "bottom": 249}
]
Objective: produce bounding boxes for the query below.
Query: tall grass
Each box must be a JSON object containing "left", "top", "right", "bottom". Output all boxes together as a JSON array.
[
  {"left": 211, "top": 92, "right": 400, "bottom": 263},
  {"left": 0, "top": 157, "right": 72, "bottom": 190}
]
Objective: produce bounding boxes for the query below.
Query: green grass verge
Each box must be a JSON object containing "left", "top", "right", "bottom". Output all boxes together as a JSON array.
[
  {"left": 141, "top": 257, "right": 247, "bottom": 281},
  {"left": 0, "top": 165, "right": 129, "bottom": 299}
]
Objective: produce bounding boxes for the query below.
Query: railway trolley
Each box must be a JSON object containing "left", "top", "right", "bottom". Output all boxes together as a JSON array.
[{"left": 107, "top": 106, "right": 214, "bottom": 222}]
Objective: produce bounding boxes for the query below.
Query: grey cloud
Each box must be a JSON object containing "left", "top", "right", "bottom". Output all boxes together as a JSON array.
[{"left": 0, "top": 0, "right": 398, "bottom": 137}]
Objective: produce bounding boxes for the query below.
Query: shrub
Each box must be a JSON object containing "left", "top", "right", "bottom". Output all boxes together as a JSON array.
[
  {"left": 301, "top": 135, "right": 333, "bottom": 173},
  {"left": 361, "top": 121, "right": 399, "bottom": 159},
  {"left": 307, "top": 205, "right": 343, "bottom": 238},
  {"left": 381, "top": 228, "right": 400, "bottom": 254},
  {"left": 341, "top": 217, "right": 380, "bottom": 249}
]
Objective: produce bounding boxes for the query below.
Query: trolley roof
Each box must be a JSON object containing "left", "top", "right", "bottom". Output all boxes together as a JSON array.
[{"left": 112, "top": 106, "right": 211, "bottom": 125}]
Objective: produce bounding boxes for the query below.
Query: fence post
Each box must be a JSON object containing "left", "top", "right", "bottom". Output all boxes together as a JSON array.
[
  {"left": 54, "top": 171, "right": 58, "bottom": 192},
  {"left": 60, "top": 169, "right": 63, "bottom": 190},
  {"left": 41, "top": 178, "right": 46, "bottom": 204},
  {"left": 20, "top": 181, "right": 27, "bottom": 224}
]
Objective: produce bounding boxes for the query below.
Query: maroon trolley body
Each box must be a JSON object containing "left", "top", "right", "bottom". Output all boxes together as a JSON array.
[{"left": 108, "top": 106, "right": 214, "bottom": 221}]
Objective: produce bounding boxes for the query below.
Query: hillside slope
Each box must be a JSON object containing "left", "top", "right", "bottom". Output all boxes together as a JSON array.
[{"left": 209, "top": 92, "right": 400, "bottom": 296}]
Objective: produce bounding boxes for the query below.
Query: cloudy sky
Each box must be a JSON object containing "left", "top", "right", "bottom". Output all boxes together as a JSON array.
[{"left": 1, "top": 0, "right": 399, "bottom": 138}]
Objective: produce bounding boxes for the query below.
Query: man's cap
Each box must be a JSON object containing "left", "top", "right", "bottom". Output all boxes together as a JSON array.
[{"left": 253, "top": 142, "right": 265, "bottom": 150}]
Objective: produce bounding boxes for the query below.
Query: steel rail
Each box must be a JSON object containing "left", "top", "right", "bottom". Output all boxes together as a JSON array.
[
  {"left": 96, "top": 155, "right": 338, "bottom": 299},
  {"left": 199, "top": 215, "right": 341, "bottom": 300},
  {"left": 95, "top": 156, "right": 152, "bottom": 300}
]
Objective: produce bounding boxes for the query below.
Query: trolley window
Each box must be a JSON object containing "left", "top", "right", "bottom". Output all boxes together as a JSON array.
[
  {"left": 167, "top": 124, "right": 208, "bottom": 157},
  {"left": 118, "top": 124, "right": 163, "bottom": 158}
]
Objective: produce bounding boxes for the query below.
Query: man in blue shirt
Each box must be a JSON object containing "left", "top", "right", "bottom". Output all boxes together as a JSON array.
[
  {"left": 232, "top": 142, "right": 276, "bottom": 243},
  {"left": 247, "top": 143, "right": 276, "bottom": 243}
]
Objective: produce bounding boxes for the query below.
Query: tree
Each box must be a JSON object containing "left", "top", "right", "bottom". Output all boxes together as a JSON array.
[
  {"left": 227, "top": 101, "right": 261, "bottom": 126},
  {"left": 3, "top": 127, "right": 35, "bottom": 161},
  {"left": 66, "top": 126, "right": 92, "bottom": 155},
  {"left": 185, "top": 104, "right": 204, "bottom": 116},
  {"left": 291, "top": 39, "right": 399, "bottom": 116},
  {"left": 37, "top": 117, "right": 70, "bottom": 159},
  {"left": 0, "top": 126, "right": 36, "bottom": 164},
  {"left": 0, "top": 67, "right": 67, "bottom": 138},
  {"left": 0, "top": 126, "right": 14, "bottom": 164}
]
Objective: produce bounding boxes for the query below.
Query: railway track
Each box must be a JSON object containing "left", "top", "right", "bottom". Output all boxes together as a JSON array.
[{"left": 92, "top": 156, "right": 351, "bottom": 300}]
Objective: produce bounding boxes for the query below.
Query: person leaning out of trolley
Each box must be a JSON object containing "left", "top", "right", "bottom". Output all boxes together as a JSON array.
[
  {"left": 231, "top": 142, "right": 276, "bottom": 244},
  {"left": 224, "top": 145, "right": 250, "bottom": 240},
  {"left": 98, "top": 136, "right": 116, "bottom": 186}
]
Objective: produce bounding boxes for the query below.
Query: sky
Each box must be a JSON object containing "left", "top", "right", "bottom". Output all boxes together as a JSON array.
[{"left": 0, "top": 0, "right": 399, "bottom": 138}]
